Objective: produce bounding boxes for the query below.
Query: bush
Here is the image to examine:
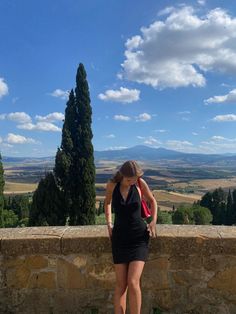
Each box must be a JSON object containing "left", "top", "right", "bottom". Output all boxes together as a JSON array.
[{"left": 192, "top": 205, "right": 212, "bottom": 225}]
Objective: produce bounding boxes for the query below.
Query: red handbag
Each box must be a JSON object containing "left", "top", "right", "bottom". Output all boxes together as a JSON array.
[{"left": 137, "top": 178, "right": 152, "bottom": 219}]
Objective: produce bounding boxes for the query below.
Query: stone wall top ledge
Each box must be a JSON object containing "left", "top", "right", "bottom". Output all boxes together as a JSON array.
[{"left": 0, "top": 225, "right": 236, "bottom": 256}]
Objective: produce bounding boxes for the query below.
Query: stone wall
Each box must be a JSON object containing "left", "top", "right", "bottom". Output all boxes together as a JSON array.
[{"left": 0, "top": 225, "right": 236, "bottom": 314}]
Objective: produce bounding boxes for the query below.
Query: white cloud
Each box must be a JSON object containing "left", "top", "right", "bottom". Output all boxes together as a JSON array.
[
  {"left": 192, "top": 132, "right": 198, "bottom": 135},
  {"left": 35, "top": 112, "right": 64, "bottom": 122},
  {"left": 120, "top": 6, "right": 236, "bottom": 89},
  {"left": 98, "top": 87, "right": 140, "bottom": 103},
  {"left": 178, "top": 111, "right": 191, "bottom": 114},
  {"left": 197, "top": 0, "right": 206, "bottom": 6},
  {"left": 105, "top": 134, "right": 115, "bottom": 138},
  {"left": 6, "top": 133, "right": 36, "bottom": 144},
  {"left": 8, "top": 112, "right": 32, "bottom": 123},
  {"left": 137, "top": 136, "right": 145, "bottom": 139},
  {"left": 212, "top": 114, "right": 236, "bottom": 122},
  {"left": 144, "top": 136, "right": 161, "bottom": 146},
  {"left": 113, "top": 115, "right": 131, "bottom": 121},
  {"left": 205, "top": 89, "right": 236, "bottom": 104},
  {"left": 0, "top": 78, "right": 8, "bottom": 99},
  {"left": 154, "top": 129, "right": 168, "bottom": 133},
  {"left": 211, "top": 135, "right": 236, "bottom": 142},
  {"left": 105, "top": 146, "right": 128, "bottom": 151},
  {"left": 50, "top": 89, "right": 69, "bottom": 100},
  {"left": 0, "top": 114, "right": 6, "bottom": 120},
  {"left": 17, "top": 122, "right": 61, "bottom": 132},
  {"left": 136, "top": 113, "right": 152, "bottom": 122},
  {"left": 0, "top": 136, "right": 2, "bottom": 144},
  {"left": 200, "top": 136, "right": 236, "bottom": 152},
  {"left": 166, "top": 140, "right": 193, "bottom": 151}
]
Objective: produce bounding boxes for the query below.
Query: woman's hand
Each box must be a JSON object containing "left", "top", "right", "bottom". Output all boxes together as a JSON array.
[
  {"left": 107, "top": 223, "right": 113, "bottom": 240},
  {"left": 147, "top": 220, "right": 157, "bottom": 238}
]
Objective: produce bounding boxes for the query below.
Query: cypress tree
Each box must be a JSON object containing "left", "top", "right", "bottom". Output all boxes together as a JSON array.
[
  {"left": 232, "top": 189, "right": 236, "bottom": 225},
  {"left": 70, "top": 63, "right": 96, "bottom": 225},
  {"left": 0, "top": 153, "right": 4, "bottom": 227},
  {"left": 54, "top": 89, "right": 75, "bottom": 219},
  {"left": 29, "top": 172, "right": 66, "bottom": 226},
  {"left": 225, "top": 189, "right": 233, "bottom": 225},
  {"left": 54, "top": 63, "right": 96, "bottom": 225}
]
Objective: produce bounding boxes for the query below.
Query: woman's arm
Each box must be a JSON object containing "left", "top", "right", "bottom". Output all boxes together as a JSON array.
[
  {"left": 139, "top": 178, "right": 158, "bottom": 237},
  {"left": 104, "top": 181, "right": 115, "bottom": 239}
]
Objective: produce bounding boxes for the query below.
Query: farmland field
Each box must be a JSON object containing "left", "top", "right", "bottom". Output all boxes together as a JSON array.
[{"left": 3, "top": 160, "right": 236, "bottom": 210}]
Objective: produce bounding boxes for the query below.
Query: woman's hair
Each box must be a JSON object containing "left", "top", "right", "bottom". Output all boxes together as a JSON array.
[{"left": 111, "top": 160, "right": 144, "bottom": 183}]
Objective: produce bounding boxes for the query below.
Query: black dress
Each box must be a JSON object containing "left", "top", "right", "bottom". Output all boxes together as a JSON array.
[{"left": 111, "top": 182, "right": 150, "bottom": 264}]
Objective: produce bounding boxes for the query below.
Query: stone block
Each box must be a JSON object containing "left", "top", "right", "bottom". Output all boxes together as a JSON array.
[{"left": 28, "top": 271, "right": 56, "bottom": 289}]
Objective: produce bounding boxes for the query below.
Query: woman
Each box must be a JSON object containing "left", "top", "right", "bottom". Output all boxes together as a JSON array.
[{"left": 104, "top": 160, "right": 157, "bottom": 314}]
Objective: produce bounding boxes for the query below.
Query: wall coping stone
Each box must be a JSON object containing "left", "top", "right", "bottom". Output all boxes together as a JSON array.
[{"left": 0, "top": 225, "right": 236, "bottom": 256}]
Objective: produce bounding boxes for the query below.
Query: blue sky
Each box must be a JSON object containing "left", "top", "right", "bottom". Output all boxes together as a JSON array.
[{"left": 1, "top": 0, "right": 236, "bottom": 157}]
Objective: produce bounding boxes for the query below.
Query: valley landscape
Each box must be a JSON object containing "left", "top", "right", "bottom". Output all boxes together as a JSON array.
[{"left": 3, "top": 145, "right": 236, "bottom": 211}]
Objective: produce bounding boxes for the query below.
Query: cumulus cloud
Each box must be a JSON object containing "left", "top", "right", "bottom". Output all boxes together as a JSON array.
[
  {"left": 105, "top": 146, "right": 128, "bottom": 151},
  {"left": 201, "top": 135, "right": 236, "bottom": 152},
  {"left": 113, "top": 115, "right": 131, "bottom": 121},
  {"left": 6, "top": 133, "right": 36, "bottom": 144},
  {"left": 120, "top": 6, "right": 236, "bottom": 89},
  {"left": 212, "top": 114, "right": 236, "bottom": 122},
  {"left": 7, "top": 112, "right": 32, "bottom": 123},
  {"left": 165, "top": 140, "right": 193, "bottom": 151},
  {"left": 0, "top": 78, "right": 8, "bottom": 99},
  {"left": 205, "top": 89, "right": 236, "bottom": 104},
  {"left": 135, "top": 113, "right": 152, "bottom": 122},
  {"left": 98, "top": 87, "right": 140, "bottom": 103},
  {"left": 50, "top": 89, "right": 69, "bottom": 100},
  {"left": 35, "top": 112, "right": 64, "bottom": 122},
  {"left": 17, "top": 122, "right": 61, "bottom": 132},
  {"left": 144, "top": 136, "right": 161, "bottom": 146}
]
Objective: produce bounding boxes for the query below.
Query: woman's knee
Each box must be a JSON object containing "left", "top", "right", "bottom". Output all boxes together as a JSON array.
[{"left": 127, "top": 278, "right": 140, "bottom": 291}]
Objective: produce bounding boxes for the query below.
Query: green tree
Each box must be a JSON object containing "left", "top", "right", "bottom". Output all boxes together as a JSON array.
[
  {"left": 2, "top": 210, "right": 19, "bottom": 228},
  {"left": 29, "top": 172, "right": 66, "bottom": 226},
  {"left": 157, "top": 211, "right": 172, "bottom": 224},
  {"left": 200, "top": 188, "right": 226, "bottom": 225},
  {"left": 9, "top": 195, "right": 30, "bottom": 220},
  {"left": 225, "top": 189, "right": 233, "bottom": 225},
  {"left": 55, "top": 63, "right": 96, "bottom": 225},
  {"left": 192, "top": 204, "right": 212, "bottom": 225},
  {"left": 54, "top": 89, "right": 75, "bottom": 219},
  {"left": 232, "top": 189, "right": 236, "bottom": 225},
  {"left": 212, "top": 188, "right": 226, "bottom": 225},
  {"left": 172, "top": 205, "right": 194, "bottom": 224},
  {"left": 0, "top": 153, "right": 4, "bottom": 227}
]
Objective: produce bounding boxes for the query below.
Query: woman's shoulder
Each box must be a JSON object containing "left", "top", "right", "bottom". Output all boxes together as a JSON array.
[{"left": 106, "top": 180, "right": 117, "bottom": 191}]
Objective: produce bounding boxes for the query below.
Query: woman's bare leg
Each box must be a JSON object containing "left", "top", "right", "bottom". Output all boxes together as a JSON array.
[
  {"left": 114, "top": 263, "right": 128, "bottom": 314},
  {"left": 127, "top": 261, "right": 145, "bottom": 314}
]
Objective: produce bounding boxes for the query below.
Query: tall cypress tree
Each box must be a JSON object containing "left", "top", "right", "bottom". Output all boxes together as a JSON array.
[
  {"left": 54, "top": 89, "right": 75, "bottom": 219},
  {"left": 70, "top": 63, "right": 96, "bottom": 225},
  {"left": 225, "top": 189, "right": 233, "bottom": 225},
  {"left": 0, "top": 153, "right": 4, "bottom": 227},
  {"left": 54, "top": 63, "right": 96, "bottom": 225}
]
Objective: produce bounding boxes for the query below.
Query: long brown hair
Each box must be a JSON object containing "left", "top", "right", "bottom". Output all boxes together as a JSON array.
[{"left": 111, "top": 160, "right": 144, "bottom": 183}]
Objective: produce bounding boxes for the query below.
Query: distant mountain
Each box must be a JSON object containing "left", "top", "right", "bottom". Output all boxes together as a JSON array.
[
  {"left": 94, "top": 145, "right": 236, "bottom": 166},
  {"left": 2, "top": 156, "right": 54, "bottom": 164},
  {"left": 2, "top": 145, "right": 236, "bottom": 167}
]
